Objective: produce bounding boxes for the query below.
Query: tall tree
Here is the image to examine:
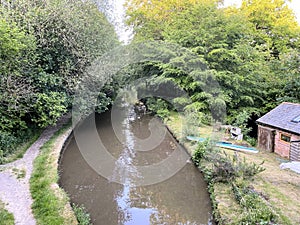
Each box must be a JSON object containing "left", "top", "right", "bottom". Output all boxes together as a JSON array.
[
  {"left": 0, "top": 0, "right": 118, "bottom": 131},
  {"left": 125, "top": 0, "right": 222, "bottom": 40},
  {"left": 240, "top": 0, "right": 300, "bottom": 58}
]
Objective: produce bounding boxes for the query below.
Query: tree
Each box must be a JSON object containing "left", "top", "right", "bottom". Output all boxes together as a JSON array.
[
  {"left": 0, "top": 0, "right": 118, "bottom": 131},
  {"left": 0, "top": 17, "right": 36, "bottom": 131},
  {"left": 125, "top": 0, "right": 222, "bottom": 40},
  {"left": 0, "top": 0, "right": 118, "bottom": 159},
  {"left": 240, "top": 0, "right": 300, "bottom": 58}
]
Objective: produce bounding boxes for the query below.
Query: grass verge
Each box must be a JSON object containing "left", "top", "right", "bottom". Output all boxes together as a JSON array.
[
  {"left": 30, "top": 122, "right": 77, "bottom": 225},
  {"left": 0, "top": 201, "right": 14, "bottom": 225}
]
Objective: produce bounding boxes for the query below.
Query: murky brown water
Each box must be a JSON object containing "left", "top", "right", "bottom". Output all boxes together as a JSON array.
[{"left": 59, "top": 107, "right": 214, "bottom": 225}]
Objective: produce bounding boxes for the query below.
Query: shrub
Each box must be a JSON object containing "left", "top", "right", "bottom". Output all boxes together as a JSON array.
[
  {"left": 245, "top": 136, "right": 257, "bottom": 147},
  {"left": 232, "top": 183, "right": 278, "bottom": 224},
  {"left": 146, "top": 98, "right": 171, "bottom": 119},
  {"left": 194, "top": 140, "right": 265, "bottom": 183},
  {"left": 208, "top": 151, "right": 265, "bottom": 182},
  {"left": 192, "top": 142, "right": 207, "bottom": 166},
  {"left": 0, "top": 126, "right": 42, "bottom": 164},
  {"left": 0, "top": 132, "right": 17, "bottom": 157},
  {"left": 72, "top": 204, "right": 92, "bottom": 225}
]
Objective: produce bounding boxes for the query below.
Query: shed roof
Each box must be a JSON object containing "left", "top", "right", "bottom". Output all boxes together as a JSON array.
[{"left": 257, "top": 102, "right": 300, "bottom": 135}]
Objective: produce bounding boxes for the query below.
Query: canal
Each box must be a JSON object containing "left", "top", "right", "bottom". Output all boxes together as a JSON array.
[{"left": 59, "top": 105, "right": 214, "bottom": 225}]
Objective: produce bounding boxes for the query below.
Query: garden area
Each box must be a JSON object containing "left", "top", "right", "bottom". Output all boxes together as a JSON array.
[{"left": 166, "top": 113, "right": 300, "bottom": 225}]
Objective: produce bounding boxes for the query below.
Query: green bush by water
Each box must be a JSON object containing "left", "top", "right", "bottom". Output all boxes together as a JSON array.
[
  {"left": 193, "top": 141, "right": 265, "bottom": 183},
  {"left": 72, "top": 204, "right": 92, "bottom": 225}
]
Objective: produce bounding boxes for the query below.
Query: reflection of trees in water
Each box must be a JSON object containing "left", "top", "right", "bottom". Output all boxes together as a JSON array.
[
  {"left": 124, "top": 167, "right": 212, "bottom": 225},
  {"left": 111, "top": 106, "right": 213, "bottom": 224},
  {"left": 60, "top": 110, "right": 213, "bottom": 225}
]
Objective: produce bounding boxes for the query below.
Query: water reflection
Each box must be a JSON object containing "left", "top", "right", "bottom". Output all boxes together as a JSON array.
[{"left": 59, "top": 108, "right": 214, "bottom": 225}]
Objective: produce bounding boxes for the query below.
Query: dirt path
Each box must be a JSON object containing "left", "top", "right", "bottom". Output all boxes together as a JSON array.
[{"left": 0, "top": 114, "right": 71, "bottom": 225}]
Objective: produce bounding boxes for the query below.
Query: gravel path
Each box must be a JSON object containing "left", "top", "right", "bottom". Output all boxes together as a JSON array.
[{"left": 0, "top": 114, "right": 71, "bottom": 225}]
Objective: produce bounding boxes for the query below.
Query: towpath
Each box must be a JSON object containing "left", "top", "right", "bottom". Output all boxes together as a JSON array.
[{"left": 0, "top": 114, "right": 70, "bottom": 225}]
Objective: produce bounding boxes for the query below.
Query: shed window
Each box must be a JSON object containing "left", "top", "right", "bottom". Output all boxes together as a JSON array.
[{"left": 280, "top": 133, "right": 291, "bottom": 143}]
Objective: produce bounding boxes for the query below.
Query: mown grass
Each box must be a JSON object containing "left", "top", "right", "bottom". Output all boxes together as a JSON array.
[
  {"left": 0, "top": 201, "right": 14, "bottom": 225},
  {"left": 30, "top": 122, "right": 77, "bottom": 225},
  {"left": 166, "top": 112, "right": 300, "bottom": 225}
]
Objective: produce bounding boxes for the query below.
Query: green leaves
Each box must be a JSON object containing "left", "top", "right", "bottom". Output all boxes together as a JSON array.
[
  {"left": 241, "top": 0, "right": 300, "bottom": 57},
  {"left": 125, "top": 0, "right": 300, "bottom": 138},
  {"left": 31, "top": 92, "right": 67, "bottom": 128},
  {"left": 0, "top": 0, "right": 118, "bottom": 160}
]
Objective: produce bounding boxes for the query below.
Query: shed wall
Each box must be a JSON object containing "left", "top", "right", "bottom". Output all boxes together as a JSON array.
[{"left": 274, "top": 131, "right": 300, "bottom": 159}]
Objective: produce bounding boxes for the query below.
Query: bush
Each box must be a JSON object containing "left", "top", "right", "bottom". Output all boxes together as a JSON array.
[
  {"left": 193, "top": 140, "right": 265, "bottom": 183},
  {"left": 146, "top": 98, "right": 171, "bottom": 119},
  {"left": 192, "top": 142, "right": 206, "bottom": 166},
  {"left": 72, "top": 204, "right": 92, "bottom": 225},
  {"left": 208, "top": 151, "right": 265, "bottom": 182},
  {"left": 245, "top": 136, "right": 257, "bottom": 147},
  {"left": 0, "top": 126, "right": 42, "bottom": 164},
  {"left": 0, "top": 132, "right": 17, "bottom": 156},
  {"left": 232, "top": 183, "right": 277, "bottom": 224},
  {"left": 182, "top": 109, "right": 204, "bottom": 137}
]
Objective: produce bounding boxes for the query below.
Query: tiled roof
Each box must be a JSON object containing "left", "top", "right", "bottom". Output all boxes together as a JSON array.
[{"left": 256, "top": 102, "right": 300, "bottom": 135}]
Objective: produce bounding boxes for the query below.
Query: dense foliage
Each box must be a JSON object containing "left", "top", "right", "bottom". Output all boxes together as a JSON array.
[
  {"left": 125, "top": 0, "right": 300, "bottom": 134},
  {"left": 0, "top": 0, "right": 118, "bottom": 160}
]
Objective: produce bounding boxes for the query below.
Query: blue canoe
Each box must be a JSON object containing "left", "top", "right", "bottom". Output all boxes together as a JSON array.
[{"left": 186, "top": 136, "right": 259, "bottom": 154}]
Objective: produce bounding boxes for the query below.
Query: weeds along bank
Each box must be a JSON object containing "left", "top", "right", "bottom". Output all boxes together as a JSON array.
[{"left": 165, "top": 113, "right": 300, "bottom": 225}]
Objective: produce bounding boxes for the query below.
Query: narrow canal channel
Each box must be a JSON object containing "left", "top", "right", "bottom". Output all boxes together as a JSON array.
[{"left": 59, "top": 105, "right": 214, "bottom": 225}]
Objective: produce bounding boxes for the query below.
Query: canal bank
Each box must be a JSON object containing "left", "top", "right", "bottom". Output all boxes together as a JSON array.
[{"left": 30, "top": 122, "right": 78, "bottom": 225}]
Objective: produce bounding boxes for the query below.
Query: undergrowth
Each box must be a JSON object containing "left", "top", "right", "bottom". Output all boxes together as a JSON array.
[
  {"left": 0, "top": 127, "right": 43, "bottom": 164},
  {"left": 192, "top": 139, "right": 278, "bottom": 224},
  {"left": 232, "top": 182, "right": 277, "bottom": 224}
]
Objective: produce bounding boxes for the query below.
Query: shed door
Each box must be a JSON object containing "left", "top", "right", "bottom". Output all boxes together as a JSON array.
[
  {"left": 258, "top": 126, "right": 275, "bottom": 152},
  {"left": 290, "top": 142, "right": 300, "bottom": 161}
]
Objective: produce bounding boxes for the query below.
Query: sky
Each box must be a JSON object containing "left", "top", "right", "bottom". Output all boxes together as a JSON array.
[{"left": 223, "top": 0, "right": 300, "bottom": 24}]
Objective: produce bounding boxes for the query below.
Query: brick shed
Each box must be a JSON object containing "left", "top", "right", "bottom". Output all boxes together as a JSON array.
[{"left": 256, "top": 102, "right": 300, "bottom": 160}]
